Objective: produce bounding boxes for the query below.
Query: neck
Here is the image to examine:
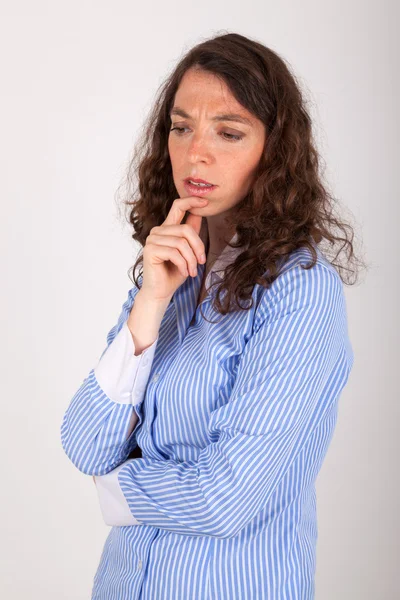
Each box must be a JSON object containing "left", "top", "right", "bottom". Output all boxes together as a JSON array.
[{"left": 201, "top": 215, "right": 236, "bottom": 261}]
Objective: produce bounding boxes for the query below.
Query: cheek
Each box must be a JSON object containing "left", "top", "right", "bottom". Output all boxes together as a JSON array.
[
  {"left": 168, "top": 141, "right": 185, "bottom": 169},
  {"left": 168, "top": 136, "right": 177, "bottom": 156},
  {"left": 235, "top": 149, "right": 263, "bottom": 180},
  {"left": 223, "top": 162, "right": 252, "bottom": 189},
  {"left": 168, "top": 138, "right": 175, "bottom": 161}
]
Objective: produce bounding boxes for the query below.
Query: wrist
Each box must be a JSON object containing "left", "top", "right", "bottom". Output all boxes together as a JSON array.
[
  {"left": 126, "top": 289, "right": 169, "bottom": 356},
  {"left": 135, "top": 288, "right": 173, "bottom": 311}
]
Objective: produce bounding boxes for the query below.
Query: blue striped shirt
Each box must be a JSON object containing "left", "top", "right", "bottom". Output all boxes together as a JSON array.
[{"left": 61, "top": 238, "right": 354, "bottom": 599}]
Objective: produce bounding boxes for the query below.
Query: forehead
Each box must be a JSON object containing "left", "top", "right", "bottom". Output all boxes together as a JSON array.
[{"left": 173, "top": 69, "right": 252, "bottom": 119}]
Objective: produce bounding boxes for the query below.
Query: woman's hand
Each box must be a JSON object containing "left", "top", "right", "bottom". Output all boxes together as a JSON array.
[{"left": 140, "top": 196, "right": 208, "bottom": 302}]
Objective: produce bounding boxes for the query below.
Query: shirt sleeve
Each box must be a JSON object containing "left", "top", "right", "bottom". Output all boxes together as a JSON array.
[
  {"left": 93, "top": 460, "right": 143, "bottom": 526},
  {"left": 60, "top": 282, "right": 159, "bottom": 476},
  {"left": 92, "top": 263, "right": 355, "bottom": 537},
  {"left": 94, "top": 320, "right": 158, "bottom": 406}
]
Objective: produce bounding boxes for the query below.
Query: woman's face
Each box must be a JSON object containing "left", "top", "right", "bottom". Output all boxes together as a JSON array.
[{"left": 168, "top": 68, "right": 266, "bottom": 219}]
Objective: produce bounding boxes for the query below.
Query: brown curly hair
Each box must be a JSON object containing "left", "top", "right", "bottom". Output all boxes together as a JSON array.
[{"left": 116, "top": 31, "right": 367, "bottom": 319}]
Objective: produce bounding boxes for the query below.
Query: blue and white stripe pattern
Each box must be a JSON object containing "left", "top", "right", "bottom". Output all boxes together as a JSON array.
[{"left": 61, "top": 238, "right": 354, "bottom": 599}]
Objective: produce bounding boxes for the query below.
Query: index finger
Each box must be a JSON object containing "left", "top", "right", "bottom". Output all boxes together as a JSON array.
[{"left": 163, "top": 196, "right": 208, "bottom": 226}]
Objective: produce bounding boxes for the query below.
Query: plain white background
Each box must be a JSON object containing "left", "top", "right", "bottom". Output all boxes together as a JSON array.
[{"left": 1, "top": 1, "right": 398, "bottom": 598}]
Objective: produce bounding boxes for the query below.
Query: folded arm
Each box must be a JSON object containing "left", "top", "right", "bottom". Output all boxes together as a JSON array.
[{"left": 60, "top": 285, "right": 158, "bottom": 475}]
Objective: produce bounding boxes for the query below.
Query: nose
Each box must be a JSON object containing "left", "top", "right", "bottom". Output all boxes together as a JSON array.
[{"left": 186, "top": 131, "right": 212, "bottom": 164}]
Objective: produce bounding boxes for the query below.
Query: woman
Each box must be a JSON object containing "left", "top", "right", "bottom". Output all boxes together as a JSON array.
[{"left": 61, "top": 32, "right": 363, "bottom": 599}]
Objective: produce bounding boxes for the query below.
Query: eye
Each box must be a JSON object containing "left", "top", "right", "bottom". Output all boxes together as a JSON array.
[
  {"left": 169, "top": 127, "right": 244, "bottom": 142},
  {"left": 221, "top": 132, "right": 243, "bottom": 142},
  {"left": 170, "top": 126, "right": 187, "bottom": 134}
]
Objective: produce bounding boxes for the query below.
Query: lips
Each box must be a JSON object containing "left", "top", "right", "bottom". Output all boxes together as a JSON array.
[
  {"left": 184, "top": 179, "right": 217, "bottom": 196},
  {"left": 184, "top": 177, "right": 215, "bottom": 186}
]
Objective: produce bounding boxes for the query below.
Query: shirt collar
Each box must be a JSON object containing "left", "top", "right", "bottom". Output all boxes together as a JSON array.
[{"left": 171, "top": 220, "right": 246, "bottom": 341}]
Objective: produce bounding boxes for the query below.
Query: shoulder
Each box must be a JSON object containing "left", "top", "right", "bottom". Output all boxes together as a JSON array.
[{"left": 253, "top": 245, "right": 345, "bottom": 329}]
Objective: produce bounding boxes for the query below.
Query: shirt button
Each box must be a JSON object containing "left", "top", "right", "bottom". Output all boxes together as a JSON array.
[
  {"left": 138, "top": 558, "right": 143, "bottom": 570},
  {"left": 152, "top": 373, "right": 160, "bottom": 382},
  {"left": 142, "top": 356, "right": 149, "bottom": 367}
]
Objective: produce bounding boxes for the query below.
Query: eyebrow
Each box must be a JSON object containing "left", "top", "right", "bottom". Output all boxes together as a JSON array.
[{"left": 169, "top": 106, "right": 253, "bottom": 127}]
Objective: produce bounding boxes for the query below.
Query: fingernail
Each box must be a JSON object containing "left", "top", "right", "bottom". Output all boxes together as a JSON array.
[{"left": 200, "top": 253, "right": 206, "bottom": 262}]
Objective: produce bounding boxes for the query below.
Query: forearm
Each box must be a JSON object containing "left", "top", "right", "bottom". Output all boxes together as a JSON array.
[
  {"left": 124, "top": 289, "right": 171, "bottom": 438},
  {"left": 62, "top": 286, "right": 166, "bottom": 474}
]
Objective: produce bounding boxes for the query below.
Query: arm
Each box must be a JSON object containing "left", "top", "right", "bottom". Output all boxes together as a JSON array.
[
  {"left": 60, "top": 284, "right": 168, "bottom": 475},
  {"left": 93, "top": 263, "right": 354, "bottom": 536}
]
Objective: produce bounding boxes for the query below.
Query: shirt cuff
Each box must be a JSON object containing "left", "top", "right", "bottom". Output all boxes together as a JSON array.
[
  {"left": 93, "top": 321, "right": 158, "bottom": 405},
  {"left": 93, "top": 459, "right": 142, "bottom": 526}
]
